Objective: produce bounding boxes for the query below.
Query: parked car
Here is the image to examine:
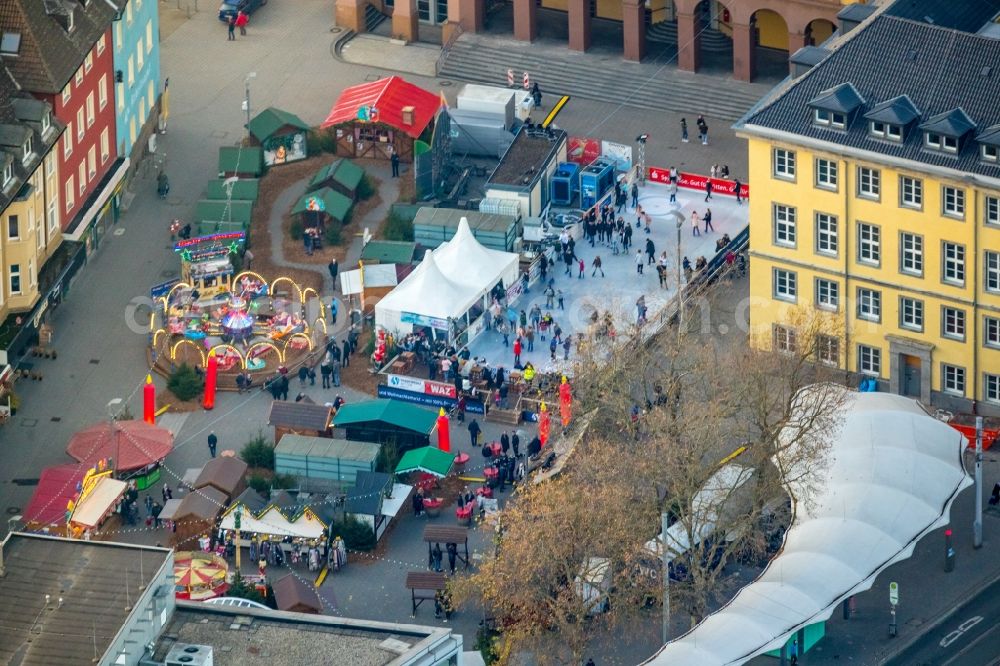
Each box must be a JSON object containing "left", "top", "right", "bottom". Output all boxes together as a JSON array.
[{"left": 218, "top": 0, "right": 267, "bottom": 22}]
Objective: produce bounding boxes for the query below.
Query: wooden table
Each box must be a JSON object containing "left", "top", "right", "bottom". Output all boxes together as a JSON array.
[
  {"left": 423, "top": 525, "right": 471, "bottom": 570},
  {"left": 405, "top": 571, "right": 448, "bottom": 616}
]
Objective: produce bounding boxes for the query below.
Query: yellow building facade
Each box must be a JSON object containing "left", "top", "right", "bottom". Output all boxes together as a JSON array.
[{"left": 738, "top": 12, "right": 1000, "bottom": 414}]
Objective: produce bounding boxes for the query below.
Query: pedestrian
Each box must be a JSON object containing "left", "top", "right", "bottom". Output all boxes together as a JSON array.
[
  {"left": 549, "top": 336, "right": 558, "bottom": 361},
  {"left": 704, "top": 179, "right": 713, "bottom": 201},
  {"left": 144, "top": 494, "right": 154, "bottom": 517},
  {"left": 635, "top": 249, "right": 644, "bottom": 274},
  {"left": 525, "top": 325, "right": 535, "bottom": 352},
  {"left": 691, "top": 211, "right": 701, "bottom": 236},
  {"left": 500, "top": 431, "right": 510, "bottom": 454},
  {"left": 152, "top": 501, "right": 163, "bottom": 528},
  {"left": 789, "top": 638, "right": 798, "bottom": 666},
  {"left": 586, "top": 660, "right": 596, "bottom": 666},
  {"left": 413, "top": 490, "right": 424, "bottom": 518},
  {"left": 512, "top": 431, "right": 520, "bottom": 457},
  {"left": 698, "top": 115, "right": 709, "bottom": 144},
  {"left": 456, "top": 395, "right": 466, "bottom": 422},
  {"left": 235, "top": 9, "right": 249, "bottom": 35},
  {"left": 703, "top": 208, "right": 714, "bottom": 233},
  {"left": 468, "top": 419, "right": 481, "bottom": 447},
  {"left": 646, "top": 238, "right": 656, "bottom": 265},
  {"left": 298, "top": 365, "right": 309, "bottom": 387},
  {"left": 562, "top": 335, "right": 572, "bottom": 360},
  {"left": 236, "top": 372, "right": 247, "bottom": 393},
  {"left": 630, "top": 181, "right": 639, "bottom": 209},
  {"left": 591, "top": 255, "right": 604, "bottom": 277},
  {"left": 681, "top": 117, "right": 688, "bottom": 142},
  {"left": 207, "top": 431, "right": 218, "bottom": 458},
  {"left": 446, "top": 542, "right": 458, "bottom": 573},
  {"left": 531, "top": 81, "right": 542, "bottom": 108},
  {"left": 668, "top": 180, "right": 678, "bottom": 203},
  {"left": 513, "top": 337, "right": 522, "bottom": 367},
  {"left": 342, "top": 339, "right": 350, "bottom": 367},
  {"left": 227, "top": 14, "right": 236, "bottom": 40},
  {"left": 328, "top": 257, "right": 339, "bottom": 284},
  {"left": 329, "top": 297, "right": 338, "bottom": 324},
  {"left": 578, "top": 258, "right": 585, "bottom": 279},
  {"left": 544, "top": 284, "right": 555, "bottom": 308},
  {"left": 432, "top": 543, "right": 443, "bottom": 572},
  {"left": 320, "top": 358, "right": 332, "bottom": 388},
  {"left": 557, "top": 290, "right": 564, "bottom": 310},
  {"left": 710, "top": 164, "right": 718, "bottom": 178},
  {"left": 390, "top": 148, "right": 400, "bottom": 178},
  {"left": 161, "top": 484, "right": 170, "bottom": 503},
  {"left": 734, "top": 177, "right": 743, "bottom": 205}
]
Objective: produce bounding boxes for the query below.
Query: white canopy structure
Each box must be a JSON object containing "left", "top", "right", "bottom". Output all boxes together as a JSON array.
[
  {"left": 375, "top": 249, "right": 481, "bottom": 335},
  {"left": 434, "top": 217, "right": 519, "bottom": 290},
  {"left": 646, "top": 388, "right": 971, "bottom": 666}
]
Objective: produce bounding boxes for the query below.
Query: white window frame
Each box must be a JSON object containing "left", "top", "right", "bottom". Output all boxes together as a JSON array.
[
  {"left": 815, "top": 158, "right": 838, "bottom": 189},
  {"left": 983, "top": 144, "right": 999, "bottom": 163},
  {"left": 76, "top": 107, "right": 84, "bottom": 140},
  {"left": 61, "top": 85, "right": 70, "bottom": 105},
  {"left": 97, "top": 34, "right": 106, "bottom": 54},
  {"left": 2, "top": 162, "right": 11, "bottom": 187},
  {"left": 63, "top": 122, "right": 72, "bottom": 157},
  {"left": 86, "top": 92, "right": 95, "bottom": 127},
  {"left": 773, "top": 324, "right": 797, "bottom": 354},
  {"left": 857, "top": 167, "right": 880, "bottom": 199},
  {"left": 942, "top": 306, "right": 966, "bottom": 340},
  {"left": 815, "top": 278, "right": 838, "bottom": 311},
  {"left": 984, "top": 316, "right": 1000, "bottom": 348},
  {"left": 100, "top": 127, "right": 110, "bottom": 163},
  {"left": 986, "top": 196, "right": 1000, "bottom": 226},
  {"left": 815, "top": 213, "right": 837, "bottom": 256},
  {"left": 900, "top": 232, "right": 923, "bottom": 276},
  {"left": 858, "top": 344, "right": 881, "bottom": 376},
  {"left": 99, "top": 74, "right": 108, "bottom": 109},
  {"left": 813, "top": 108, "right": 846, "bottom": 129},
  {"left": 65, "top": 177, "right": 74, "bottom": 212},
  {"left": 773, "top": 149, "right": 796, "bottom": 180},
  {"left": 117, "top": 82, "right": 125, "bottom": 111},
  {"left": 21, "top": 135, "right": 31, "bottom": 164},
  {"left": 900, "top": 297, "right": 923, "bottom": 332},
  {"left": 942, "top": 364, "right": 966, "bottom": 396},
  {"left": 773, "top": 268, "right": 797, "bottom": 302},
  {"left": 943, "top": 242, "right": 966, "bottom": 285},
  {"left": 41, "top": 111, "right": 51, "bottom": 134},
  {"left": 857, "top": 222, "right": 880, "bottom": 266},
  {"left": 9, "top": 263, "right": 20, "bottom": 294},
  {"left": 87, "top": 146, "right": 96, "bottom": 180},
  {"left": 7, "top": 214, "right": 18, "bottom": 240},
  {"left": 986, "top": 251, "right": 1000, "bottom": 293},
  {"left": 986, "top": 374, "right": 1000, "bottom": 404},
  {"left": 78, "top": 162, "right": 85, "bottom": 195},
  {"left": 869, "top": 121, "right": 903, "bottom": 142},
  {"left": 136, "top": 39, "right": 143, "bottom": 71},
  {"left": 942, "top": 186, "right": 965, "bottom": 218},
  {"left": 74, "top": 66, "right": 83, "bottom": 87},
  {"left": 817, "top": 334, "right": 839, "bottom": 366},
  {"left": 899, "top": 176, "right": 922, "bottom": 209},
  {"left": 773, "top": 205, "right": 796, "bottom": 247},
  {"left": 856, "top": 287, "right": 881, "bottom": 322},
  {"left": 84, "top": 52, "right": 93, "bottom": 73},
  {"left": 925, "top": 132, "right": 959, "bottom": 153},
  {"left": 146, "top": 21, "right": 153, "bottom": 53}
]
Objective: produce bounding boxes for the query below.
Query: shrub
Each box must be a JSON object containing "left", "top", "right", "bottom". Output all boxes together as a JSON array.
[
  {"left": 475, "top": 624, "right": 501, "bottom": 665},
  {"left": 167, "top": 364, "right": 202, "bottom": 402},
  {"left": 240, "top": 431, "right": 274, "bottom": 470},
  {"left": 324, "top": 222, "right": 341, "bottom": 246},
  {"left": 272, "top": 473, "right": 297, "bottom": 489},
  {"left": 228, "top": 573, "right": 267, "bottom": 605},
  {"left": 331, "top": 514, "right": 376, "bottom": 551},
  {"left": 356, "top": 174, "right": 376, "bottom": 201},
  {"left": 289, "top": 219, "right": 304, "bottom": 241},
  {"left": 247, "top": 473, "right": 270, "bottom": 494},
  {"left": 375, "top": 438, "right": 400, "bottom": 474},
  {"left": 383, "top": 209, "right": 414, "bottom": 241},
  {"left": 306, "top": 129, "right": 337, "bottom": 155}
]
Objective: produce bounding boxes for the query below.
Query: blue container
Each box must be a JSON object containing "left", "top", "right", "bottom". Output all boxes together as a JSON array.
[
  {"left": 550, "top": 162, "right": 580, "bottom": 206},
  {"left": 580, "top": 158, "right": 616, "bottom": 209}
]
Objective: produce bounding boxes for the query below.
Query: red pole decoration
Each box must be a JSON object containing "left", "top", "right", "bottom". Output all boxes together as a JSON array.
[
  {"left": 202, "top": 350, "right": 218, "bottom": 410},
  {"left": 539, "top": 401, "right": 551, "bottom": 447},
  {"left": 436, "top": 407, "right": 451, "bottom": 453},
  {"left": 143, "top": 374, "right": 156, "bottom": 424},
  {"left": 559, "top": 375, "right": 572, "bottom": 428}
]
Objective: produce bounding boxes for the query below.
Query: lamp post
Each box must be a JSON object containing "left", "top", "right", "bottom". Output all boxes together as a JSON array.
[
  {"left": 666, "top": 206, "right": 685, "bottom": 338},
  {"left": 656, "top": 484, "right": 671, "bottom": 645},
  {"left": 974, "top": 416, "right": 983, "bottom": 548},
  {"left": 243, "top": 72, "right": 257, "bottom": 135},
  {"left": 234, "top": 505, "right": 243, "bottom": 576}
]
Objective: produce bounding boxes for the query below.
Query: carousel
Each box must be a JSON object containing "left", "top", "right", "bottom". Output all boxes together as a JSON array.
[
  {"left": 150, "top": 232, "right": 328, "bottom": 378},
  {"left": 174, "top": 550, "right": 230, "bottom": 600}
]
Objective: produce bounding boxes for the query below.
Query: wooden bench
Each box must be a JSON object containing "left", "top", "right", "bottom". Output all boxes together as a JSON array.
[{"left": 405, "top": 571, "right": 448, "bottom": 616}]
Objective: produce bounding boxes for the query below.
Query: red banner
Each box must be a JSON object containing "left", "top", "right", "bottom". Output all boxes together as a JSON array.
[
  {"left": 567, "top": 136, "right": 602, "bottom": 165},
  {"left": 647, "top": 167, "right": 749, "bottom": 199}
]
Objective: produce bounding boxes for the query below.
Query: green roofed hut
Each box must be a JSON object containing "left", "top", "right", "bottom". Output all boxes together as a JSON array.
[
  {"left": 204, "top": 178, "right": 260, "bottom": 202},
  {"left": 395, "top": 446, "right": 455, "bottom": 478},
  {"left": 246, "top": 107, "right": 310, "bottom": 167},
  {"left": 333, "top": 398, "right": 438, "bottom": 450},
  {"left": 194, "top": 199, "right": 254, "bottom": 235},
  {"left": 292, "top": 187, "right": 353, "bottom": 230},
  {"left": 218, "top": 146, "right": 264, "bottom": 178},
  {"left": 310, "top": 159, "right": 366, "bottom": 200},
  {"left": 360, "top": 240, "right": 416, "bottom": 265}
]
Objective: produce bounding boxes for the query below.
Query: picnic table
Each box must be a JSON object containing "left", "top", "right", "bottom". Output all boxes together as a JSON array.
[
  {"left": 423, "top": 525, "right": 471, "bottom": 570},
  {"left": 405, "top": 571, "right": 448, "bottom": 616}
]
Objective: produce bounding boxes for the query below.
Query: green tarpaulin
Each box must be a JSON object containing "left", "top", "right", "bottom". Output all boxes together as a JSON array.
[
  {"left": 395, "top": 446, "right": 455, "bottom": 478},
  {"left": 334, "top": 398, "right": 438, "bottom": 434}
]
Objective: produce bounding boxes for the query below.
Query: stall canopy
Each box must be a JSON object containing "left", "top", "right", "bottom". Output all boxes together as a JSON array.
[
  {"left": 24, "top": 464, "right": 87, "bottom": 526},
  {"left": 66, "top": 420, "right": 174, "bottom": 472},
  {"left": 395, "top": 446, "right": 455, "bottom": 478},
  {"left": 339, "top": 263, "right": 399, "bottom": 297},
  {"left": 433, "top": 217, "right": 519, "bottom": 290},
  {"left": 321, "top": 75, "right": 439, "bottom": 139},
  {"left": 218, "top": 489, "right": 334, "bottom": 539},
  {"left": 70, "top": 477, "right": 127, "bottom": 529},
  {"left": 375, "top": 250, "right": 481, "bottom": 333},
  {"left": 272, "top": 573, "right": 322, "bottom": 614},
  {"left": 646, "top": 388, "right": 971, "bottom": 665}
]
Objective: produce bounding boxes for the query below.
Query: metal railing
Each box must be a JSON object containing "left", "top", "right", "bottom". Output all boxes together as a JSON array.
[{"left": 434, "top": 24, "right": 464, "bottom": 76}]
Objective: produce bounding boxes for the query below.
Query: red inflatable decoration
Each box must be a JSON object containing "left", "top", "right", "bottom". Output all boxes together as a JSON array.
[
  {"left": 143, "top": 374, "right": 156, "bottom": 424},
  {"left": 539, "top": 402, "right": 551, "bottom": 447},
  {"left": 559, "top": 376, "right": 572, "bottom": 428},
  {"left": 436, "top": 407, "right": 451, "bottom": 453},
  {"left": 373, "top": 329, "right": 387, "bottom": 367},
  {"left": 202, "top": 351, "right": 218, "bottom": 410}
]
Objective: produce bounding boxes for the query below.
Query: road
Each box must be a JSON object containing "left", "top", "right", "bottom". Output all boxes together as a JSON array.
[{"left": 885, "top": 574, "right": 1000, "bottom": 666}]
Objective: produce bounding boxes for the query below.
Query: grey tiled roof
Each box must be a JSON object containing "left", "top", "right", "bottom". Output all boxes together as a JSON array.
[
  {"left": 885, "top": 0, "right": 1000, "bottom": 33},
  {"left": 919, "top": 108, "right": 977, "bottom": 137},
  {"left": 808, "top": 83, "right": 864, "bottom": 114},
  {"left": 864, "top": 95, "right": 921, "bottom": 125},
  {"left": 742, "top": 16, "right": 1000, "bottom": 179},
  {"left": 979, "top": 125, "right": 1000, "bottom": 147}
]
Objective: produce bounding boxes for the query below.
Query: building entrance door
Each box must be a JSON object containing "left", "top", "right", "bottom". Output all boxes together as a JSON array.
[{"left": 901, "top": 354, "right": 921, "bottom": 397}]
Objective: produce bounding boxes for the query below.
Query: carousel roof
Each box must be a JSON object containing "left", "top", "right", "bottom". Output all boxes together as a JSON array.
[{"left": 66, "top": 420, "right": 174, "bottom": 472}]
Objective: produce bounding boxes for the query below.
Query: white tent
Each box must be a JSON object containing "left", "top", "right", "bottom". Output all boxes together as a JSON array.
[
  {"left": 645, "top": 387, "right": 971, "bottom": 666},
  {"left": 434, "top": 217, "right": 519, "bottom": 290},
  {"left": 375, "top": 249, "right": 481, "bottom": 334}
]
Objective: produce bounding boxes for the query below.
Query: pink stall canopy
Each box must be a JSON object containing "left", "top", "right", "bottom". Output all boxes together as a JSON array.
[
  {"left": 66, "top": 420, "right": 174, "bottom": 472},
  {"left": 23, "top": 464, "right": 87, "bottom": 527}
]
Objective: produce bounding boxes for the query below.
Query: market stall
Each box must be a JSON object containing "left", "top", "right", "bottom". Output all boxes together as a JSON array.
[
  {"left": 193, "top": 456, "right": 248, "bottom": 500},
  {"left": 274, "top": 434, "right": 380, "bottom": 490},
  {"left": 333, "top": 398, "right": 438, "bottom": 450},
  {"left": 65, "top": 420, "right": 174, "bottom": 489},
  {"left": 345, "top": 471, "right": 411, "bottom": 542},
  {"left": 268, "top": 400, "right": 335, "bottom": 444},
  {"left": 68, "top": 475, "right": 128, "bottom": 536},
  {"left": 310, "top": 159, "right": 366, "bottom": 200},
  {"left": 169, "top": 486, "right": 228, "bottom": 548},
  {"left": 23, "top": 464, "right": 87, "bottom": 530},
  {"left": 395, "top": 446, "right": 455, "bottom": 478},
  {"left": 272, "top": 573, "right": 322, "bottom": 613},
  {"left": 246, "top": 107, "right": 310, "bottom": 167}
]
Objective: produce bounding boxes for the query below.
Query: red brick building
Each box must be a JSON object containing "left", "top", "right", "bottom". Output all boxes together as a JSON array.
[{"left": 0, "top": 0, "right": 124, "bottom": 253}]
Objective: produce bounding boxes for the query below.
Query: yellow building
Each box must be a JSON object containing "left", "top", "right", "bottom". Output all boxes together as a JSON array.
[{"left": 737, "top": 12, "right": 1000, "bottom": 415}]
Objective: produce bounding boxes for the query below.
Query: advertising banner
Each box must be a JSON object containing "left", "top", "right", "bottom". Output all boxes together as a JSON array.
[
  {"left": 386, "top": 374, "right": 459, "bottom": 399},
  {"left": 401, "top": 311, "right": 450, "bottom": 331},
  {"left": 601, "top": 140, "right": 633, "bottom": 171},
  {"left": 567, "top": 137, "right": 602, "bottom": 165},
  {"left": 378, "top": 385, "right": 486, "bottom": 414},
  {"left": 647, "top": 167, "right": 750, "bottom": 199}
]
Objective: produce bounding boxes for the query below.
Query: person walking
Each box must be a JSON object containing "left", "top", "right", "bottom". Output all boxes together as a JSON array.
[
  {"left": 704, "top": 179, "right": 713, "bottom": 202},
  {"left": 207, "top": 432, "right": 218, "bottom": 458},
  {"left": 144, "top": 494, "right": 154, "bottom": 519},
  {"left": 328, "top": 258, "right": 338, "bottom": 285},
  {"left": 562, "top": 335, "right": 572, "bottom": 360},
  {"left": 342, "top": 339, "right": 350, "bottom": 367},
  {"left": 446, "top": 542, "right": 458, "bottom": 574},
  {"left": 635, "top": 249, "right": 644, "bottom": 274},
  {"left": 513, "top": 337, "right": 522, "bottom": 367},
  {"left": 390, "top": 148, "right": 400, "bottom": 178},
  {"left": 298, "top": 365, "right": 309, "bottom": 387},
  {"left": 468, "top": 419, "right": 481, "bottom": 447},
  {"left": 645, "top": 238, "right": 656, "bottom": 265},
  {"left": 681, "top": 118, "right": 689, "bottom": 143},
  {"left": 630, "top": 181, "right": 639, "bottom": 209},
  {"left": 691, "top": 211, "right": 701, "bottom": 236},
  {"left": 734, "top": 177, "right": 743, "bottom": 205},
  {"left": 577, "top": 258, "right": 585, "bottom": 279},
  {"left": 235, "top": 10, "right": 249, "bottom": 35},
  {"left": 227, "top": 14, "right": 236, "bottom": 40},
  {"left": 591, "top": 255, "right": 604, "bottom": 277},
  {"left": 544, "top": 284, "right": 555, "bottom": 308},
  {"left": 320, "top": 356, "right": 332, "bottom": 389},
  {"left": 500, "top": 431, "right": 510, "bottom": 455},
  {"left": 549, "top": 336, "right": 558, "bottom": 361},
  {"left": 668, "top": 180, "right": 678, "bottom": 203},
  {"left": 525, "top": 325, "right": 535, "bottom": 352},
  {"left": 329, "top": 298, "right": 338, "bottom": 325},
  {"left": 703, "top": 208, "right": 714, "bottom": 233},
  {"left": 431, "top": 543, "right": 443, "bottom": 572},
  {"left": 697, "top": 115, "right": 709, "bottom": 145},
  {"left": 557, "top": 290, "right": 564, "bottom": 310},
  {"left": 512, "top": 431, "right": 520, "bottom": 457}
]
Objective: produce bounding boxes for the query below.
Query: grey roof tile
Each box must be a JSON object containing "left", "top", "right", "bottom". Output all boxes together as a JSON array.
[
  {"left": 919, "top": 107, "right": 977, "bottom": 137},
  {"left": 808, "top": 82, "right": 865, "bottom": 114},
  {"left": 885, "top": 0, "right": 1000, "bottom": 33},
  {"left": 864, "top": 95, "right": 922, "bottom": 125}
]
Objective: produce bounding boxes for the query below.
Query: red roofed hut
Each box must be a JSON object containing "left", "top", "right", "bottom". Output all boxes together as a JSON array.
[{"left": 321, "top": 76, "right": 439, "bottom": 163}]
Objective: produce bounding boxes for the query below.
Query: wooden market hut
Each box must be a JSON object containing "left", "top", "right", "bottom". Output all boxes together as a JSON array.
[
  {"left": 332, "top": 398, "right": 437, "bottom": 450},
  {"left": 205, "top": 178, "right": 260, "bottom": 203},
  {"left": 168, "top": 486, "right": 228, "bottom": 547},
  {"left": 320, "top": 76, "right": 439, "bottom": 163},
  {"left": 272, "top": 573, "right": 322, "bottom": 614},
  {"left": 246, "top": 107, "right": 310, "bottom": 167},
  {"left": 291, "top": 187, "right": 353, "bottom": 230},
  {"left": 268, "top": 400, "right": 334, "bottom": 444},
  {"left": 193, "top": 456, "right": 248, "bottom": 500},
  {"left": 218, "top": 146, "right": 264, "bottom": 178},
  {"left": 310, "top": 159, "right": 365, "bottom": 200},
  {"left": 360, "top": 240, "right": 417, "bottom": 265},
  {"left": 194, "top": 199, "right": 254, "bottom": 235}
]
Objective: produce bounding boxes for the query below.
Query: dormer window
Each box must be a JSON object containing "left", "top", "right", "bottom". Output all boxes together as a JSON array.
[
  {"left": 66, "top": 11, "right": 74, "bottom": 32},
  {"left": 984, "top": 144, "right": 999, "bottom": 163},
  {"left": 814, "top": 109, "right": 846, "bottom": 129},
  {"left": 21, "top": 136, "right": 32, "bottom": 164},
  {"left": 925, "top": 132, "right": 959, "bottom": 153},
  {"left": 977, "top": 126, "right": 1000, "bottom": 164},
  {"left": 0, "top": 32, "right": 20, "bottom": 56},
  {"left": 869, "top": 121, "right": 903, "bottom": 142},
  {"left": 2, "top": 162, "right": 11, "bottom": 187},
  {"left": 41, "top": 111, "right": 51, "bottom": 133}
]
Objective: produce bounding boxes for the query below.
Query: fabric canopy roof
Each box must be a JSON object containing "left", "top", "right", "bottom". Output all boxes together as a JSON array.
[
  {"left": 646, "top": 388, "right": 971, "bottom": 665},
  {"left": 395, "top": 446, "right": 455, "bottom": 478},
  {"left": 376, "top": 250, "right": 481, "bottom": 323},
  {"left": 66, "top": 420, "right": 174, "bottom": 472},
  {"left": 433, "top": 217, "right": 519, "bottom": 289},
  {"left": 23, "top": 464, "right": 87, "bottom": 526},
  {"left": 70, "top": 477, "right": 127, "bottom": 529}
]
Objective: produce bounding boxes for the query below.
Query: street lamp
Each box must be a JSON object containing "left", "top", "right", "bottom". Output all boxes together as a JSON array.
[
  {"left": 243, "top": 72, "right": 257, "bottom": 135},
  {"left": 234, "top": 505, "right": 243, "bottom": 576},
  {"left": 106, "top": 398, "right": 123, "bottom": 420},
  {"left": 665, "top": 205, "right": 686, "bottom": 337}
]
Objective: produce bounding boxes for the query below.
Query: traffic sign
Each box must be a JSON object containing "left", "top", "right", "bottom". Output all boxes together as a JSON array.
[{"left": 889, "top": 582, "right": 899, "bottom": 606}]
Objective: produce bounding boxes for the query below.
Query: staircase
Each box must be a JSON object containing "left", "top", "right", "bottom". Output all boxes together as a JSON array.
[
  {"left": 438, "top": 37, "right": 769, "bottom": 121},
  {"left": 647, "top": 21, "right": 733, "bottom": 54},
  {"left": 364, "top": 4, "right": 387, "bottom": 32}
]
